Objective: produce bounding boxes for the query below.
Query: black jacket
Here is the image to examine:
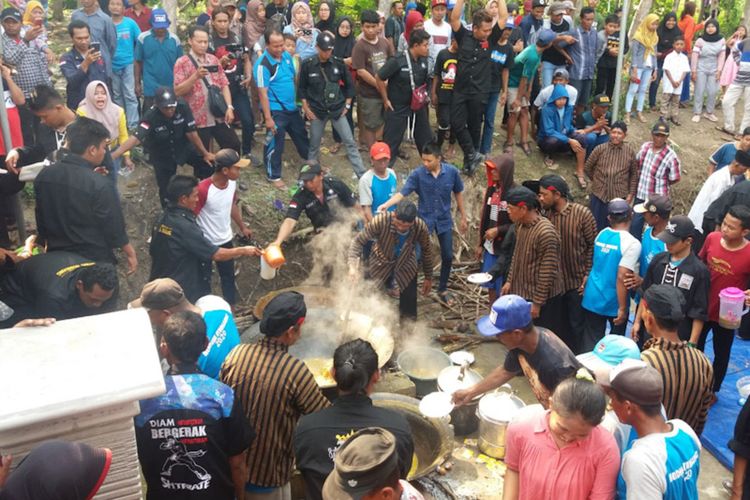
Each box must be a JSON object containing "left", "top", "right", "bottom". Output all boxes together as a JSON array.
[
  {"left": 298, "top": 55, "right": 354, "bottom": 119},
  {"left": 33, "top": 149, "right": 128, "bottom": 263}
]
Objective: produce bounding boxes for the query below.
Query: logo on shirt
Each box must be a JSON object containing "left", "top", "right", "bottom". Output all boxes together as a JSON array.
[
  {"left": 328, "top": 430, "right": 356, "bottom": 462},
  {"left": 667, "top": 449, "right": 699, "bottom": 483},
  {"left": 158, "top": 224, "right": 173, "bottom": 236},
  {"left": 157, "top": 433, "right": 212, "bottom": 491}
]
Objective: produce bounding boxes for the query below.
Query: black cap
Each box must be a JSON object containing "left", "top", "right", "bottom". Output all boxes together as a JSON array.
[
  {"left": 299, "top": 163, "right": 322, "bottom": 181},
  {"left": 259, "top": 291, "right": 307, "bottom": 336},
  {"left": 214, "top": 148, "right": 250, "bottom": 169},
  {"left": 592, "top": 94, "right": 611, "bottom": 107},
  {"left": 531, "top": 0, "right": 546, "bottom": 7},
  {"left": 316, "top": 32, "right": 335, "bottom": 51},
  {"left": 644, "top": 284, "right": 686, "bottom": 322},
  {"left": 395, "top": 199, "right": 417, "bottom": 223},
  {"left": 736, "top": 149, "right": 750, "bottom": 168},
  {"left": 539, "top": 174, "right": 570, "bottom": 199},
  {"left": 608, "top": 197, "right": 631, "bottom": 215},
  {"left": 1, "top": 7, "right": 21, "bottom": 21},
  {"left": 652, "top": 121, "right": 670, "bottom": 136},
  {"left": 154, "top": 86, "right": 177, "bottom": 108},
  {"left": 633, "top": 194, "right": 673, "bottom": 217},
  {"left": 506, "top": 186, "right": 539, "bottom": 209},
  {"left": 657, "top": 215, "right": 695, "bottom": 244}
]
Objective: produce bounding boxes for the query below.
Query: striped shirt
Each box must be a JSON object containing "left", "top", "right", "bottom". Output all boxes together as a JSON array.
[
  {"left": 642, "top": 337, "right": 714, "bottom": 436},
  {"left": 507, "top": 215, "right": 565, "bottom": 305},
  {"left": 220, "top": 337, "right": 330, "bottom": 487},
  {"left": 635, "top": 142, "right": 682, "bottom": 201},
  {"left": 348, "top": 213, "right": 434, "bottom": 291},
  {"left": 544, "top": 202, "right": 598, "bottom": 292},
  {"left": 584, "top": 141, "right": 639, "bottom": 202}
]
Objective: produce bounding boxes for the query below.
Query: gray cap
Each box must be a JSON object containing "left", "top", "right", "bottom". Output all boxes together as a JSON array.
[{"left": 610, "top": 359, "right": 664, "bottom": 407}]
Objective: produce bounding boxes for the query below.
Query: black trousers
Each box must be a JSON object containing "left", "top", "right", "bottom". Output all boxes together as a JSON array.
[
  {"left": 698, "top": 321, "right": 734, "bottom": 393},
  {"left": 399, "top": 275, "right": 418, "bottom": 322},
  {"left": 197, "top": 123, "right": 241, "bottom": 158},
  {"left": 435, "top": 102, "right": 455, "bottom": 147},
  {"left": 451, "top": 95, "right": 486, "bottom": 163},
  {"left": 17, "top": 105, "right": 39, "bottom": 148},
  {"left": 151, "top": 146, "right": 207, "bottom": 207},
  {"left": 561, "top": 288, "right": 586, "bottom": 354},
  {"left": 383, "top": 104, "right": 433, "bottom": 168},
  {"left": 581, "top": 308, "right": 627, "bottom": 353},
  {"left": 595, "top": 66, "right": 617, "bottom": 98},
  {"left": 535, "top": 294, "right": 574, "bottom": 348},
  {"left": 214, "top": 241, "right": 237, "bottom": 305}
]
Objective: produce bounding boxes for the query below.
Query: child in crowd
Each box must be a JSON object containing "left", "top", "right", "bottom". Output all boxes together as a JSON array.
[
  {"left": 283, "top": 32, "right": 301, "bottom": 107},
  {"left": 432, "top": 37, "right": 458, "bottom": 158},
  {"left": 661, "top": 35, "right": 690, "bottom": 125},
  {"left": 595, "top": 14, "right": 627, "bottom": 98},
  {"left": 537, "top": 84, "right": 587, "bottom": 186}
]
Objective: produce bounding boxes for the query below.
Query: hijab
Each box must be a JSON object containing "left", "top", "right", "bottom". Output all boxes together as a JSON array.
[
  {"left": 290, "top": 1, "right": 314, "bottom": 43},
  {"left": 243, "top": 0, "right": 266, "bottom": 49},
  {"left": 403, "top": 10, "right": 423, "bottom": 43},
  {"left": 315, "top": 0, "right": 335, "bottom": 34},
  {"left": 657, "top": 12, "right": 682, "bottom": 54},
  {"left": 0, "top": 440, "right": 112, "bottom": 500},
  {"left": 633, "top": 13, "right": 660, "bottom": 60},
  {"left": 77, "top": 81, "right": 122, "bottom": 141},
  {"left": 22, "top": 0, "right": 43, "bottom": 26},
  {"left": 700, "top": 19, "right": 722, "bottom": 43},
  {"left": 333, "top": 16, "right": 355, "bottom": 60},
  {"left": 485, "top": 0, "right": 499, "bottom": 26}
]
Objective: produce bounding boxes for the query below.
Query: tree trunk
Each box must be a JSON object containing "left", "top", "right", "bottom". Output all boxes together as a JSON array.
[
  {"left": 163, "top": 0, "right": 178, "bottom": 33},
  {"left": 745, "top": 0, "right": 750, "bottom": 26},
  {"left": 51, "top": 0, "right": 64, "bottom": 22},
  {"left": 629, "top": 0, "right": 653, "bottom": 40},
  {"left": 379, "top": 0, "right": 391, "bottom": 15}
]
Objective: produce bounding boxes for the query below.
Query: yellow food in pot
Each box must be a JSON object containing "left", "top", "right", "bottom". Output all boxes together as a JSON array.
[{"left": 304, "top": 358, "right": 335, "bottom": 386}]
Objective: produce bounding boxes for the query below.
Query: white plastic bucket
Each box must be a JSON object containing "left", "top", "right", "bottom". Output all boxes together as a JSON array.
[{"left": 260, "top": 254, "right": 276, "bottom": 280}]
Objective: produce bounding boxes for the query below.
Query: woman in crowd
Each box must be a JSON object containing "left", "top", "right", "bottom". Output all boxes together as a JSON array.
[
  {"left": 397, "top": 11, "right": 434, "bottom": 72},
  {"left": 476, "top": 155, "right": 515, "bottom": 306},
  {"left": 283, "top": 2, "right": 319, "bottom": 61},
  {"left": 677, "top": 1, "right": 704, "bottom": 104},
  {"left": 315, "top": 0, "right": 335, "bottom": 35},
  {"left": 76, "top": 81, "right": 134, "bottom": 176},
  {"left": 331, "top": 16, "right": 356, "bottom": 154},
  {"left": 649, "top": 12, "right": 683, "bottom": 111},
  {"left": 503, "top": 372, "right": 620, "bottom": 500},
  {"left": 625, "top": 14, "right": 659, "bottom": 124},
  {"left": 720, "top": 25, "right": 747, "bottom": 97},
  {"left": 243, "top": 0, "right": 266, "bottom": 58},
  {"left": 22, "top": 1, "right": 54, "bottom": 65},
  {"left": 691, "top": 19, "right": 725, "bottom": 123}
]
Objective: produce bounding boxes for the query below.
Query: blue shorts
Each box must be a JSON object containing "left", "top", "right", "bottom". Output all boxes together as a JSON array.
[{"left": 480, "top": 249, "right": 503, "bottom": 293}]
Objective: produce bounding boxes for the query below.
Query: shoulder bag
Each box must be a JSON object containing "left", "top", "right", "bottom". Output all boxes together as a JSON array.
[
  {"left": 187, "top": 54, "right": 228, "bottom": 118},
  {"left": 405, "top": 53, "right": 429, "bottom": 111}
]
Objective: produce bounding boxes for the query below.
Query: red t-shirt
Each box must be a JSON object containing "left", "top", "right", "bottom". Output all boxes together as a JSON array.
[{"left": 698, "top": 231, "right": 750, "bottom": 321}]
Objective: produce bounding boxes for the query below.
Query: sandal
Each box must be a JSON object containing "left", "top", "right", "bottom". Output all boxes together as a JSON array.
[
  {"left": 716, "top": 126, "right": 736, "bottom": 136},
  {"left": 576, "top": 174, "right": 587, "bottom": 189},
  {"left": 518, "top": 142, "right": 532, "bottom": 156},
  {"left": 503, "top": 142, "right": 514, "bottom": 154},
  {"left": 543, "top": 155, "right": 559, "bottom": 170},
  {"left": 437, "top": 291, "right": 457, "bottom": 307}
]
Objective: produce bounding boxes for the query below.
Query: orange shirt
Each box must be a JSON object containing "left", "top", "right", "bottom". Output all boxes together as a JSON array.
[{"left": 678, "top": 14, "right": 704, "bottom": 53}]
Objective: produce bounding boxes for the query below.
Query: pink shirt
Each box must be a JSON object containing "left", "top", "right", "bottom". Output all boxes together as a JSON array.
[
  {"left": 505, "top": 410, "right": 620, "bottom": 500},
  {"left": 173, "top": 51, "right": 229, "bottom": 128}
]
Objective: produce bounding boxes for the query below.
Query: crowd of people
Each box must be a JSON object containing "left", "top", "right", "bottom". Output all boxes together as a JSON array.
[{"left": 3, "top": 0, "right": 750, "bottom": 498}]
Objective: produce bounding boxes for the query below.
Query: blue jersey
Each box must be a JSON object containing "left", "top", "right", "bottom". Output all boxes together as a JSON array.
[
  {"left": 618, "top": 419, "right": 701, "bottom": 500},
  {"left": 113, "top": 17, "right": 140, "bottom": 69},
  {"left": 639, "top": 226, "right": 666, "bottom": 278},
  {"left": 582, "top": 228, "right": 641, "bottom": 317},
  {"left": 709, "top": 142, "right": 737, "bottom": 171},
  {"left": 358, "top": 169, "right": 398, "bottom": 215},
  {"left": 254, "top": 50, "right": 297, "bottom": 112},
  {"left": 195, "top": 295, "right": 241, "bottom": 379}
]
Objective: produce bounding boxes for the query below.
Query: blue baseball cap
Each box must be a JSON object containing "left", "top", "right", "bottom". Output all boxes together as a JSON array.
[
  {"left": 536, "top": 28, "right": 556, "bottom": 47},
  {"left": 476, "top": 295, "right": 532, "bottom": 336},
  {"left": 150, "top": 8, "right": 171, "bottom": 29},
  {"left": 576, "top": 335, "right": 641, "bottom": 387}
]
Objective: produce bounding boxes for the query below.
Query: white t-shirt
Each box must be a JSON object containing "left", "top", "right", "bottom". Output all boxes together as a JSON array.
[
  {"left": 688, "top": 168, "right": 738, "bottom": 232},
  {"left": 662, "top": 51, "right": 691, "bottom": 94},
  {"left": 424, "top": 18, "right": 452, "bottom": 63},
  {"left": 534, "top": 83, "right": 579, "bottom": 108},
  {"left": 196, "top": 178, "right": 237, "bottom": 245}
]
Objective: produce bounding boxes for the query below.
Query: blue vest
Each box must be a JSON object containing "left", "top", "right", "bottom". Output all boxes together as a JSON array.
[{"left": 582, "top": 228, "right": 625, "bottom": 317}]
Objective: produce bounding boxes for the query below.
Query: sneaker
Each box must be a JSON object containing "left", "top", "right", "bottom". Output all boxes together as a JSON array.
[
  {"left": 703, "top": 113, "right": 718, "bottom": 122},
  {"left": 464, "top": 152, "right": 483, "bottom": 176},
  {"left": 691, "top": 114, "right": 700, "bottom": 123},
  {"left": 244, "top": 153, "right": 262, "bottom": 167}
]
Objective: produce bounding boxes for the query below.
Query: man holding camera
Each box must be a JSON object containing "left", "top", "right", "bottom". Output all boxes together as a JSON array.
[{"left": 60, "top": 20, "right": 110, "bottom": 110}]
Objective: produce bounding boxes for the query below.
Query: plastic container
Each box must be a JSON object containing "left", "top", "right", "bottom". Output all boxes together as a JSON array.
[
  {"left": 737, "top": 376, "right": 750, "bottom": 398},
  {"left": 719, "top": 287, "right": 749, "bottom": 329},
  {"left": 260, "top": 254, "right": 277, "bottom": 280},
  {"left": 263, "top": 244, "right": 286, "bottom": 268}
]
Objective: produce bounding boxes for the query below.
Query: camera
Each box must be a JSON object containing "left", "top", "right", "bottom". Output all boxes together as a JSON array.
[
  {"left": 223, "top": 43, "right": 248, "bottom": 59},
  {"left": 300, "top": 28, "right": 312, "bottom": 36},
  {"left": 205, "top": 65, "right": 220, "bottom": 73},
  {"left": 90, "top": 42, "right": 101, "bottom": 52}
]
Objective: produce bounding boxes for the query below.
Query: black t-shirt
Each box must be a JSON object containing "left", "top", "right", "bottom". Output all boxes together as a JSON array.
[
  {"left": 149, "top": 205, "right": 220, "bottom": 302},
  {"left": 730, "top": 397, "right": 750, "bottom": 500},
  {"left": 541, "top": 20, "right": 570, "bottom": 66},
  {"left": 642, "top": 252, "right": 710, "bottom": 341},
  {"left": 285, "top": 176, "right": 356, "bottom": 229},
  {"left": 209, "top": 32, "right": 244, "bottom": 87},
  {"left": 0, "top": 251, "right": 116, "bottom": 324},
  {"left": 490, "top": 41, "right": 515, "bottom": 90},
  {"left": 503, "top": 327, "right": 582, "bottom": 401},
  {"left": 434, "top": 48, "right": 458, "bottom": 104},
  {"left": 452, "top": 23, "right": 504, "bottom": 96},
  {"left": 293, "top": 394, "right": 414, "bottom": 500},
  {"left": 377, "top": 52, "right": 429, "bottom": 108},
  {"left": 135, "top": 102, "right": 198, "bottom": 163},
  {"left": 598, "top": 31, "right": 628, "bottom": 69},
  {"left": 135, "top": 368, "right": 254, "bottom": 500},
  {"left": 265, "top": 2, "right": 291, "bottom": 29}
]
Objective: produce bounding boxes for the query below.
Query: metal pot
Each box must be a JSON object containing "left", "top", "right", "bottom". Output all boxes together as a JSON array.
[
  {"left": 476, "top": 386, "right": 526, "bottom": 459},
  {"left": 437, "top": 364, "right": 483, "bottom": 436},
  {"left": 397, "top": 348, "right": 452, "bottom": 398}
]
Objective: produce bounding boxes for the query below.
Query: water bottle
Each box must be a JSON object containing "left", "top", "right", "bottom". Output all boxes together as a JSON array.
[{"left": 264, "top": 129, "right": 275, "bottom": 146}]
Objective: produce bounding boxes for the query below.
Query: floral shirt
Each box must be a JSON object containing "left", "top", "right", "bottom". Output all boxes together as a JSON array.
[{"left": 173, "top": 51, "right": 229, "bottom": 128}]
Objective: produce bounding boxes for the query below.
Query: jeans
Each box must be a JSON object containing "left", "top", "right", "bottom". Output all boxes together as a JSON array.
[
  {"left": 214, "top": 240, "right": 237, "bottom": 305},
  {"left": 264, "top": 109, "right": 309, "bottom": 181},
  {"left": 649, "top": 59, "right": 664, "bottom": 108},
  {"left": 332, "top": 99, "right": 355, "bottom": 144},
  {"left": 584, "top": 132, "right": 609, "bottom": 158},
  {"left": 480, "top": 91, "right": 500, "bottom": 155},
  {"left": 630, "top": 196, "right": 645, "bottom": 240},
  {"left": 693, "top": 70, "right": 719, "bottom": 115},
  {"left": 625, "top": 67, "right": 653, "bottom": 113},
  {"left": 230, "top": 85, "right": 255, "bottom": 155},
  {"left": 698, "top": 321, "right": 734, "bottom": 393},
  {"left": 383, "top": 104, "right": 433, "bottom": 169},
  {"left": 309, "top": 113, "right": 366, "bottom": 177},
  {"left": 435, "top": 229, "right": 453, "bottom": 292},
  {"left": 541, "top": 61, "right": 567, "bottom": 88},
  {"left": 722, "top": 84, "right": 750, "bottom": 133},
  {"left": 680, "top": 70, "right": 691, "bottom": 102},
  {"left": 111, "top": 65, "right": 140, "bottom": 129}
]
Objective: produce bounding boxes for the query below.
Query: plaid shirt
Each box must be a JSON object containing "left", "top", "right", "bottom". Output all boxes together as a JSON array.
[
  {"left": 635, "top": 141, "right": 682, "bottom": 201},
  {"left": 1, "top": 33, "right": 50, "bottom": 96}
]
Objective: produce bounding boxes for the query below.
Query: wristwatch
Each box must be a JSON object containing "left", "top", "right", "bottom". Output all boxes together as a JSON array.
[
  {"left": 228, "top": 105, "right": 235, "bottom": 110},
  {"left": 345, "top": 103, "right": 351, "bottom": 110}
]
